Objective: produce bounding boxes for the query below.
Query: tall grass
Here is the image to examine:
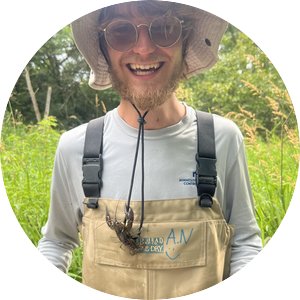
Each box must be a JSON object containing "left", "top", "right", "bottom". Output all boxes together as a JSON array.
[
  {"left": 0, "top": 116, "right": 60, "bottom": 243},
  {"left": 246, "top": 135, "right": 298, "bottom": 244},
  {"left": 0, "top": 108, "right": 299, "bottom": 281},
  {"left": 225, "top": 70, "right": 300, "bottom": 245}
]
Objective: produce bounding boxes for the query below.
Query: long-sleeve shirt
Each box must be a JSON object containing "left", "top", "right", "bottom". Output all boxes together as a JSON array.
[{"left": 38, "top": 104, "right": 262, "bottom": 274}]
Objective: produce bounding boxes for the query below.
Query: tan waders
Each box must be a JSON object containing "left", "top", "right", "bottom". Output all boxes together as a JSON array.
[{"left": 81, "top": 197, "right": 234, "bottom": 299}]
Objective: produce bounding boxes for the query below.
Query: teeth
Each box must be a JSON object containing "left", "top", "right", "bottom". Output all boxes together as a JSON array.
[{"left": 129, "top": 63, "right": 160, "bottom": 71}]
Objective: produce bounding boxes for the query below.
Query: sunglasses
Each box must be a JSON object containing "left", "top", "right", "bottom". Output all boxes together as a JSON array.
[{"left": 101, "top": 16, "right": 184, "bottom": 52}]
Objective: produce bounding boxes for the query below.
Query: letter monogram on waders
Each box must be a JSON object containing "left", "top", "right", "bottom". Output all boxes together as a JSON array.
[{"left": 80, "top": 111, "right": 234, "bottom": 299}]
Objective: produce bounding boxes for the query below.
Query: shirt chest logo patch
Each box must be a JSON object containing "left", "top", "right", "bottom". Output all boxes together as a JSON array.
[{"left": 178, "top": 171, "right": 196, "bottom": 186}]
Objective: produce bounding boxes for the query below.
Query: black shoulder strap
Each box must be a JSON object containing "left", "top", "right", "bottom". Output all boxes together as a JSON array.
[
  {"left": 82, "top": 116, "right": 105, "bottom": 208},
  {"left": 195, "top": 111, "right": 217, "bottom": 207}
]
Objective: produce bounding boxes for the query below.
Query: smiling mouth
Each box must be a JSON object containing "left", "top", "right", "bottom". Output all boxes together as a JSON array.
[{"left": 127, "top": 62, "right": 164, "bottom": 76}]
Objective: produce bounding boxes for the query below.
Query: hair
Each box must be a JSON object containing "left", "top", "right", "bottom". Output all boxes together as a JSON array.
[{"left": 97, "top": 0, "right": 196, "bottom": 66}]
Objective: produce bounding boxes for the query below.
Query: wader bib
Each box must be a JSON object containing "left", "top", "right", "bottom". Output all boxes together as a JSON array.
[{"left": 80, "top": 111, "right": 234, "bottom": 299}]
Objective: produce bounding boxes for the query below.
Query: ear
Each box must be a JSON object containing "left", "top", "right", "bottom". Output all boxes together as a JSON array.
[{"left": 181, "top": 49, "right": 189, "bottom": 79}]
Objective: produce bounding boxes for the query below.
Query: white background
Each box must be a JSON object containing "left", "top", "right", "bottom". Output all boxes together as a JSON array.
[{"left": 0, "top": 0, "right": 299, "bottom": 299}]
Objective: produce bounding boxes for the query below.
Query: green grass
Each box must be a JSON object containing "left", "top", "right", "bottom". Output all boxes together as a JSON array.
[
  {"left": 246, "top": 135, "right": 299, "bottom": 244},
  {"left": 0, "top": 117, "right": 60, "bottom": 243},
  {"left": 0, "top": 116, "right": 299, "bottom": 281}
]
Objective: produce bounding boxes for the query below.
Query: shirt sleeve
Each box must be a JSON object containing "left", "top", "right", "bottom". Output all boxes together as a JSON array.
[
  {"left": 37, "top": 135, "right": 81, "bottom": 273},
  {"left": 225, "top": 139, "right": 263, "bottom": 275}
]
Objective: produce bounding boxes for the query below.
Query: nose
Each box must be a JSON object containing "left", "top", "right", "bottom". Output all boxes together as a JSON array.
[{"left": 132, "top": 25, "right": 156, "bottom": 55}]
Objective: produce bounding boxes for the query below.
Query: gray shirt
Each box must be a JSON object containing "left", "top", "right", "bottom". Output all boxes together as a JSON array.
[{"left": 38, "top": 104, "right": 262, "bottom": 275}]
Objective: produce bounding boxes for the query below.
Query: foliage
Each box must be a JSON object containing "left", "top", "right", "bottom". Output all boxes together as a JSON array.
[
  {"left": 8, "top": 23, "right": 298, "bottom": 136},
  {"left": 0, "top": 115, "right": 61, "bottom": 243},
  {"left": 1, "top": 111, "right": 299, "bottom": 280},
  {"left": 215, "top": 62, "right": 300, "bottom": 245},
  {"left": 181, "top": 25, "right": 297, "bottom": 135},
  {"left": 1, "top": 19, "right": 299, "bottom": 283},
  {"left": 246, "top": 134, "right": 299, "bottom": 244},
  {"left": 9, "top": 26, "right": 120, "bottom": 129}
]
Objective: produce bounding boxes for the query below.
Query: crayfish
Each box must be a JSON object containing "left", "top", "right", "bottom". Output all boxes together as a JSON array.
[{"left": 106, "top": 204, "right": 145, "bottom": 255}]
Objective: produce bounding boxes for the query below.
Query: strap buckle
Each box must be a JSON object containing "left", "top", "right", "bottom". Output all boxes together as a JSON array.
[
  {"left": 198, "top": 194, "right": 214, "bottom": 208},
  {"left": 195, "top": 154, "right": 217, "bottom": 208},
  {"left": 83, "top": 197, "right": 99, "bottom": 209},
  {"left": 82, "top": 156, "right": 103, "bottom": 197}
]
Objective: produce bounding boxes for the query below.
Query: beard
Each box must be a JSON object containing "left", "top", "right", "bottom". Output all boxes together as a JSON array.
[{"left": 109, "top": 59, "right": 184, "bottom": 111}]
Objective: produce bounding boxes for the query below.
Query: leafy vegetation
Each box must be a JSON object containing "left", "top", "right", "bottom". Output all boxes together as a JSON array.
[
  {"left": 0, "top": 19, "right": 299, "bottom": 283},
  {"left": 1, "top": 105, "right": 299, "bottom": 281},
  {"left": 9, "top": 26, "right": 119, "bottom": 130},
  {"left": 179, "top": 25, "right": 296, "bottom": 136},
  {"left": 247, "top": 135, "right": 298, "bottom": 244},
  {"left": 0, "top": 117, "right": 61, "bottom": 244},
  {"left": 8, "top": 24, "right": 298, "bottom": 134}
]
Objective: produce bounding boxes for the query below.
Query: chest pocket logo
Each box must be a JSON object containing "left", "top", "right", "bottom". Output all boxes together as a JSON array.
[
  {"left": 138, "top": 228, "right": 194, "bottom": 260},
  {"left": 165, "top": 228, "right": 194, "bottom": 260}
]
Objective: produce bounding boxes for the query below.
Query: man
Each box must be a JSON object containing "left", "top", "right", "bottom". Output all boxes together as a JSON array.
[{"left": 38, "top": 1, "right": 262, "bottom": 298}]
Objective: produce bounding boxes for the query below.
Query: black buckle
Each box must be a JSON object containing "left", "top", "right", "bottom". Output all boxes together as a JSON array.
[
  {"left": 84, "top": 198, "right": 99, "bottom": 209},
  {"left": 82, "top": 156, "right": 103, "bottom": 183},
  {"left": 195, "top": 155, "right": 217, "bottom": 177},
  {"left": 195, "top": 154, "right": 217, "bottom": 208},
  {"left": 82, "top": 156, "right": 103, "bottom": 197},
  {"left": 198, "top": 194, "right": 213, "bottom": 208},
  {"left": 195, "top": 175, "right": 217, "bottom": 187}
]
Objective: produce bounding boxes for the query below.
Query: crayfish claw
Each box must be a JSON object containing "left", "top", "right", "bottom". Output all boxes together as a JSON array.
[
  {"left": 105, "top": 206, "right": 114, "bottom": 229},
  {"left": 124, "top": 204, "right": 134, "bottom": 231}
]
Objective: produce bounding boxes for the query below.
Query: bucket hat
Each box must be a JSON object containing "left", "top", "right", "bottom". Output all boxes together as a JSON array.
[{"left": 71, "top": 1, "right": 228, "bottom": 90}]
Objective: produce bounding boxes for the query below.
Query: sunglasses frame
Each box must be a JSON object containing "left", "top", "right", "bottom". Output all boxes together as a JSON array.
[{"left": 102, "top": 16, "right": 184, "bottom": 52}]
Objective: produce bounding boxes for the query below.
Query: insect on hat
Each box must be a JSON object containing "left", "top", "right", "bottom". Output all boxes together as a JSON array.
[{"left": 71, "top": 0, "right": 228, "bottom": 90}]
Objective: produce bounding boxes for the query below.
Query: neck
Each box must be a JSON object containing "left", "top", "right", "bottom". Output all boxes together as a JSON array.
[{"left": 117, "top": 94, "right": 186, "bottom": 129}]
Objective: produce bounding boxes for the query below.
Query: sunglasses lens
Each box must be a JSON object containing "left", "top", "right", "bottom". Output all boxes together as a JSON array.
[
  {"left": 105, "top": 20, "right": 137, "bottom": 52},
  {"left": 150, "top": 16, "right": 182, "bottom": 47},
  {"left": 104, "top": 16, "right": 182, "bottom": 52}
]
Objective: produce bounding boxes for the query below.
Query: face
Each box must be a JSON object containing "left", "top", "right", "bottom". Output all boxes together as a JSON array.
[{"left": 105, "top": 3, "right": 185, "bottom": 111}]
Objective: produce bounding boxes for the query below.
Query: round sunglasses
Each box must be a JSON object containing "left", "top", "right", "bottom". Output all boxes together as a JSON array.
[{"left": 101, "top": 16, "right": 184, "bottom": 52}]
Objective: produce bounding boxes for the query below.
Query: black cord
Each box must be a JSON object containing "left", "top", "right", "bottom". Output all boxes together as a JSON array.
[
  {"left": 139, "top": 110, "right": 147, "bottom": 233},
  {"left": 127, "top": 117, "right": 142, "bottom": 206},
  {"left": 126, "top": 103, "right": 148, "bottom": 234}
]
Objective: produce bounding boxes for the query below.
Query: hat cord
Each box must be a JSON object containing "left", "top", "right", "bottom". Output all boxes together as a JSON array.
[{"left": 126, "top": 103, "right": 149, "bottom": 235}]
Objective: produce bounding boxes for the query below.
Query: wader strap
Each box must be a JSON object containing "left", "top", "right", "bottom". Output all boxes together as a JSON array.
[
  {"left": 82, "top": 111, "right": 217, "bottom": 209},
  {"left": 82, "top": 116, "right": 105, "bottom": 208},
  {"left": 195, "top": 111, "right": 217, "bottom": 208}
]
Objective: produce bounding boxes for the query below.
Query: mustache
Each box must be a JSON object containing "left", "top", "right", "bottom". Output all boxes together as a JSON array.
[{"left": 122, "top": 54, "right": 166, "bottom": 64}]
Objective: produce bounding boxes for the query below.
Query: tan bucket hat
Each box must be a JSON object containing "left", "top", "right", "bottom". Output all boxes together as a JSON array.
[{"left": 71, "top": 1, "right": 228, "bottom": 90}]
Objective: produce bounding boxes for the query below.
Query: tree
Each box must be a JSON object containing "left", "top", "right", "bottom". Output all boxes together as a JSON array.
[
  {"left": 24, "top": 67, "right": 42, "bottom": 122},
  {"left": 181, "top": 25, "right": 296, "bottom": 135},
  {"left": 9, "top": 26, "right": 120, "bottom": 129},
  {"left": 8, "top": 24, "right": 296, "bottom": 135}
]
